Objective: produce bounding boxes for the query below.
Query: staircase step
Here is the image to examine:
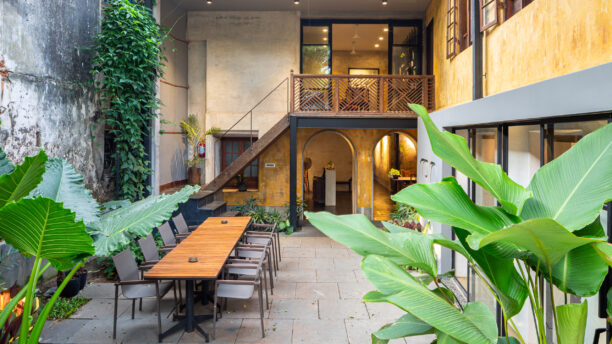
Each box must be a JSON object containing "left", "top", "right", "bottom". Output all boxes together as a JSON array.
[
  {"left": 201, "top": 200, "right": 226, "bottom": 211},
  {"left": 220, "top": 210, "right": 238, "bottom": 217}
]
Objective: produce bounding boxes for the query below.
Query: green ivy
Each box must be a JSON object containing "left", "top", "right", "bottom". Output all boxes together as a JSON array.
[{"left": 91, "top": 0, "right": 166, "bottom": 200}]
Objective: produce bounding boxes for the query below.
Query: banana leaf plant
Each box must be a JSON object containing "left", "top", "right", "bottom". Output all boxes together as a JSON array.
[
  {"left": 0, "top": 148, "right": 199, "bottom": 343},
  {"left": 306, "top": 104, "right": 612, "bottom": 344}
]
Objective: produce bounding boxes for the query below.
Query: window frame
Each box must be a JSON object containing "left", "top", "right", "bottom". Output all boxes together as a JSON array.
[
  {"left": 221, "top": 138, "right": 259, "bottom": 189},
  {"left": 505, "top": 0, "right": 534, "bottom": 20},
  {"left": 446, "top": 0, "right": 458, "bottom": 58},
  {"left": 480, "top": 0, "right": 498, "bottom": 31},
  {"left": 458, "top": 0, "right": 471, "bottom": 52}
]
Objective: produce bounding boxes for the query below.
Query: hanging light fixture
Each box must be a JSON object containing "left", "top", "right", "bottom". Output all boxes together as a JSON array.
[
  {"left": 206, "top": 0, "right": 212, "bottom": 4},
  {"left": 294, "top": 0, "right": 300, "bottom": 4},
  {"left": 350, "top": 41, "right": 357, "bottom": 55},
  {"left": 382, "top": 0, "right": 388, "bottom": 5},
  {"left": 352, "top": 24, "right": 360, "bottom": 40}
]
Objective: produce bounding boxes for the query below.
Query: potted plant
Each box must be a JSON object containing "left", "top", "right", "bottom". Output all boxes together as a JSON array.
[
  {"left": 56, "top": 270, "right": 81, "bottom": 298},
  {"left": 236, "top": 173, "right": 247, "bottom": 192},
  {"left": 326, "top": 161, "right": 335, "bottom": 170},
  {"left": 180, "top": 115, "right": 220, "bottom": 185},
  {"left": 388, "top": 168, "right": 400, "bottom": 179}
]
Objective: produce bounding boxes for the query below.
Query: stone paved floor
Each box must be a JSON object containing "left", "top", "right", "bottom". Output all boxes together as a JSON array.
[{"left": 40, "top": 226, "right": 435, "bottom": 344}]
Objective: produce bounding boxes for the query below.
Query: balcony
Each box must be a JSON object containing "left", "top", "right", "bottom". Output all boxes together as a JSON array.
[{"left": 290, "top": 74, "right": 435, "bottom": 116}]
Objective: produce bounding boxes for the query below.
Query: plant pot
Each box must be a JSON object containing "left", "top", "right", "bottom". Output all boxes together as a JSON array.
[
  {"left": 77, "top": 270, "right": 87, "bottom": 290},
  {"left": 58, "top": 278, "right": 81, "bottom": 298},
  {"left": 238, "top": 184, "right": 247, "bottom": 192},
  {"left": 187, "top": 167, "right": 201, "bottom": 185},
  {"left": 391, "top": 175, "right": 399, "bottom": 179}
]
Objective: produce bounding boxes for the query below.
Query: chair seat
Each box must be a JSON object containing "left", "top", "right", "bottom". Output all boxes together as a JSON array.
[
  {"left": 227, "top": 266, "right": 258, "bottom": 276},
  {"left": 122, "top": 280, "right": 173, "bottom": 299},
  {"left": 216, "top": 283, "right": 255, "bottom": 299},
  {"left": 246, "top": 237, "right": 272, "bottom": 245}
]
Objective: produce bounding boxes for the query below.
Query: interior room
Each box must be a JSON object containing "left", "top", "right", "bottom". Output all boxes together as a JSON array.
[
  {"left": 302, "top": 131, "right": 354, "bottom": 215},
  {"left": 372, "top": 132, "right": 417, "bottom": 221}
]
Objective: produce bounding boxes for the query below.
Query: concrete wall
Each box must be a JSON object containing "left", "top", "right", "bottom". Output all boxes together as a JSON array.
[
  {"left": 0, "top": 0, "right": 109, "bottom": 199},
  {"left": 426, "top": 0, "right": 612, "bottom": 110},
  {"left": 158, "top": 0, "right": 190, "bottom": 187}
]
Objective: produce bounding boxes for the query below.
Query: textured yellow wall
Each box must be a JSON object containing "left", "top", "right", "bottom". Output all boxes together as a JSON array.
[
  {"left": 223, "top": 128, "right": 418, "bottom": 210},
  {"left": 426, "top": 0, "right": 612, "bottom": 109},
  {"left": 426, "top": 0, "right": 473, "bottom": 110}
]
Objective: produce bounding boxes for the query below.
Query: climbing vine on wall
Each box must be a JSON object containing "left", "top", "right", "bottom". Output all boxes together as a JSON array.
[{"left": 91, "top": 0, "right": 166, "bottom": 201}]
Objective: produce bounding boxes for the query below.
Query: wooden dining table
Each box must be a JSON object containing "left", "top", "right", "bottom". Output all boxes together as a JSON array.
[{"left": 145, "top": 216, "right": 252, "bottom": 342}]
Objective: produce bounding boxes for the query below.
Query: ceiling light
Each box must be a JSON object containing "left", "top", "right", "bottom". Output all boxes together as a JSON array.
[
  {"left": 206, "top": 0, "right": 212, "bottom": 4},
  {"left": 383, "top": 28, "right": 389, "bottom": 32},
  {"left": 374, "top": 43, "right": 380, "bottom": 48},
  {"left": 352, "top": 24, "right": 360, "bottom": 40},
  {"left": 378, "top": 36, "right": 384, "bottom": 41},
  {"left": 294, "top": 0, "right": 300, "bottom": 4},
  {"left": 322, "top": 28, "right": 328, "bottom": 32},
  {"left": 322, "top": 37, "right": 328, "bottom": 41},
  {"left": 382, "top": 0, "right": 388, "bottom": 5}
]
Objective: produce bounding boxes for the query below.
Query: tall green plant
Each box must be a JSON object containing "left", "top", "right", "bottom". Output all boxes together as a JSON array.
[
  {"left": 306, "top": 104, "right": 612, "bottom": 344},
  {"left": 179, "top": 114, "right": 220, "bottom": 167},
  {"left": 0, "top": 149, "right": 199, "bottom": 343},
  {"left": 91, "top": 0, "right": 165, "bottom": 201}
]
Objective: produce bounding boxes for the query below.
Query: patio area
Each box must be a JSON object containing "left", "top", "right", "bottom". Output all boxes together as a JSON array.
[{"left": 39, "top": 226, "right": 434, "bottom": 344}]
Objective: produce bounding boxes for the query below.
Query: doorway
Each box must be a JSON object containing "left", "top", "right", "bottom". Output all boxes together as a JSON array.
[
  {"left": 302, "top": 130, "right": 355, "bottom": 215},
  {"left": 372, "top": 132, "right": 417, "bottom": 221}
]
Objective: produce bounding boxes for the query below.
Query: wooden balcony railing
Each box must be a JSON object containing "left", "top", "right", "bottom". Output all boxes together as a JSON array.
[{"left": 290, "top": 74, "right": 434, "bottom": 115}]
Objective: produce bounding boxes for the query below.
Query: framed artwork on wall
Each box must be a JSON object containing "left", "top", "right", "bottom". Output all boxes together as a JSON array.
[{"left": 348, "top": 68, "right": 379, "bottom": 75}]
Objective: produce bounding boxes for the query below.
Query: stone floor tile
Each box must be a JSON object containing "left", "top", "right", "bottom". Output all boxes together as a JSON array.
[
  {"left": 235, "top": 319, "right": 292, "bottom": 344},
  {"left": 318, "top": 299, "right": 369, "bottom": 320},
  {"left": 279, "top": 238, "right": 301, "bottom": 248},
  {"left": 299, "top": 237, "right": 332, "bottom": 248},
  {"left": 222, "top": 298, "right": 270, "bottom": 319},
  {"left": 334, "top": 255, "right": 363, "bottom": 267},
  {"left": 404, "top": 335, "right": 437, "bottom": 343},
  {"left": 69, "top": 298, "right": 129, "bottom": 320},
  {"left": 354, "top": 268, "right": 369, "bottom": 281},
  {"left": 277, "top": 257, "right": 299, "bottom": 270},
  {"left": 316, "top": 269, "right": 356, "bottom": 283},
  {"left": 40, "top": 319, "right": 90, "bottom": 344},
  {"left": 267, "top": 281, "right": 296, "bottom": 299},
  {"left": 274, "top": 268, "right": 316, "bottom": 283},
  {"left": 179, "top": 317, "right": 242, "bottom": 344},
  {"left": 315, "top": 247, "right": 350, "bottom": 258},
  {"left": 338, "top": 281, "right": 375, "bottom": 300},
  {"left": 297, "top": 257, "right": 334, "bottom": 270},
  {"left": 268, "top": 299, "right": 318, "bottom": 320},
  {"left": 282, "top": 247, "right": 315, "bottom": 258},
  {"left": 365, "top": 302, "right": 407, "bottom": 320},
  {"left": 295, "top": 282, "right": 339, "bottom": 300},
  {"left": 345, "top": 319, "right": 409, "bottom": 344},
  {"left": 80, "top": 283, "right": 116, "bottom": 299},
  {"left": 291, "top": 319, "right": 349, "bottom": 343},
  {"left": 330, "top": 240, "right": 349, "bottom": 249}
]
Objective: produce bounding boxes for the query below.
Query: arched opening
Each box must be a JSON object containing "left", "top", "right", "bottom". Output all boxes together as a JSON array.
[
  {"left": 302, "top": 130, "right": 355, "bottom": 215},
  {"left": 372, "top": 132, "right": 417, "bottom": 221}
]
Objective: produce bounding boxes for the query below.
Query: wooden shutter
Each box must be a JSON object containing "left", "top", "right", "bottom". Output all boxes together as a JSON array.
[{"left": 446, "top": 0, "right": 458, "bottom": 58}]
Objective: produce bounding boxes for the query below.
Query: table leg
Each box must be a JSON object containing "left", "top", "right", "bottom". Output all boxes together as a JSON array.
[
  {"left": 159, "top": 280, "right": 212, "bottom": 342},
  {"left": 186, "top": 280, "right": 194, "bottom": 332}
]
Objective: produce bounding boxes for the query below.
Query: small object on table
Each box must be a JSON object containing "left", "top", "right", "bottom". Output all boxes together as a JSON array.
[
  {"left": 188, "top": 257, "right": 198, "bottom": 263},
  {"left": 221, "top": 220, "right": 228, "bottom": 224}
]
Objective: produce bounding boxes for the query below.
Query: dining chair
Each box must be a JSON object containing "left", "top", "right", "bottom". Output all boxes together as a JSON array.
[
  {"left": 112, "top": 249, "right": 177, "bottom": 340},
  {"left": 246, "top": 222, "right": 281, "bottom": 264},
  {"left": 223, "top": 257, "right": 269, "bottom": 307},
  {"left": 243, "top": 232, "right": 278, "bottom": 276},
  {"left": 234, "top": 243, "right": 274, "bottom": 293},
  {"left": 157, "top": 222, "right": 177, "bottom": 249},
  {"left": 172, "top": 213, "right": 198, "bottom": 241},
  {"left": 138, "top": 235, "right": 182, "bottom": 308},
  {"left": 213, "top": 262, "right": 267, "bottom": 339}
]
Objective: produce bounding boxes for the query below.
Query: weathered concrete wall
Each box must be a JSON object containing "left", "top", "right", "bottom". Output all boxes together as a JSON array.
[
  {"left": 223, "top": 128, "right": 417, "bottom": 218},
  {"left": 426, "top": 0, "right": 612, "bottom": 110},
  {"left": 158, "top": 0, "right": 190, "bottom": 187},
  {"left": 0, "top": 0, "right": 109, "bottom": 198}
]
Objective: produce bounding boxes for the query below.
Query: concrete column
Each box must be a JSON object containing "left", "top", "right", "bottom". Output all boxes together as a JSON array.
[{"left": 188, "top": 40, "right": 207, "bottom": 182}]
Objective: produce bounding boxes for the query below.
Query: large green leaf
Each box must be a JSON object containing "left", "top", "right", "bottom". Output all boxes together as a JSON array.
[
  {"left": 0, "top": 147, "right": 14, "bottom": 177},
  {"left": 556, "top": 301, "right": 587, "bottom": 344},
  {"left": 0, "top": 197, "right": 94, "bottom": 270},
  {"left": 520, "top": 123, "right": 612, "bottom": 231},
  {"left": 542, "top": 244, "right": 608, "bottom": 297},
  {"left": 409, "top": 104, "right": 531, "bottom": 215},
  {"left": 454, "top": 228, "right": 528, "bottom": 318},
  {"left": 29, "top": 158, "right": 100, "bottom": 223},
  {"left": 361, "top": 255, "right": 497, "bottom": 344},
  {"left": 373, "top": 313, "right": 434, "bottom": 340},
  {"left": 306, "top": 212, "right": 437, "bottom": 276},
  {"left": 0, "top": 150, "right": 47, "bottom": 209},
  {"left": 88, "top": 185, "right": 199, "bottom": 256},
  {"left": 473, "top": 218, "right": 602, "bottom": 265},
  {"left": 593, "top": 242, "right": 612, "bottom": 267},
  {"left": 392, "top": 178, "right": 519, "bottom": 236}
]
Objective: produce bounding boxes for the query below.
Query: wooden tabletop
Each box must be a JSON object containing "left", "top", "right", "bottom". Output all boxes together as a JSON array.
[{"left": 144, "top": 216, "right": 251, "bottom": 280}]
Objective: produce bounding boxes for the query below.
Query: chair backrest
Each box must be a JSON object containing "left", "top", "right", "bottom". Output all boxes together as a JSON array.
[
  {"left": 112, "top": 248, "right": 140, "bottom": 282},
  {"left": 138, "top": 234, "right": 160, "bottom": 262},
  {"left": 172, "top": 213, "right": 189, "bottom": 235},
  {"left": 158, "top": 222, "right": 176, "bottom": 246}
]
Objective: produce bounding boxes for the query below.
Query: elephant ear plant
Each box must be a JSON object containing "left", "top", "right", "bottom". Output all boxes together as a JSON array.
[
  {"left": 306, "top": 104, "right": 612, "bottom": 344},
  {"left": 0, "top": 148, "right": 199, "bottom": 343}
]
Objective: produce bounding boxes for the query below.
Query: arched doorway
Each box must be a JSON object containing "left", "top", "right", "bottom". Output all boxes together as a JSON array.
[
  {"left": 302, "top": 130, "right": 356, "bottom": 215},
  {"left": 371, "top": 132, "right": 417, "bottom": 221}
]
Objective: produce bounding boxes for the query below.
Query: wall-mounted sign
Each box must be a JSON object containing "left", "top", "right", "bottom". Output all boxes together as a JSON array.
[{"left": 264, "top": 163, "right": 276, "bottom": 168}]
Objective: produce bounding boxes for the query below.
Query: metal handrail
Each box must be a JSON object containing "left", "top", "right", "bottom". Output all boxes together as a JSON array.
[{"left": 218, "top": 77, "right": 290, "bottom": 144}]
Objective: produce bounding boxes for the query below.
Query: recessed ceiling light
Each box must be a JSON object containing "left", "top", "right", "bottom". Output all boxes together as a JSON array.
[
  {"left": 383, "top": 28, "right": 389, "bottom": 32},
  {"left": 322, "top": 28, "right": 328, "bottom": 32},
  {"left": 206, "top": 0, "right": 212, "bottom": 4},
  {"left": 294, "top": 0, "right": 300, "bottom": 4},
  {"left": 378, "top": 36, "right": 384, "bottom": 41},
  {"left": 374, "top": 43, "right": 380, "bottom": 48},
  {"left": 382, "top": 0, "right": 388, "bottom": 6},
  {"left": 323, "top": 37, "right": 328, "bottom": 41}
]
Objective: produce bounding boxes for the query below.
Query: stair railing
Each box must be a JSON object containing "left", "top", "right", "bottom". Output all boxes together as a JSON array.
[{"left": 214, "top": 76, "right": 290, "bottom": 178}]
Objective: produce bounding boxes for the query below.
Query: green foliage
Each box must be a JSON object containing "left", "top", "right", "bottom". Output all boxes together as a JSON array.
[
  {"left": 306, "top": 105, "right": 612, "bottom": 344},
  {"left": 47, "top": 296, "right": 90, "bottom": 320},
  {"left": 0, "top": 149, "right": 198, "bottom": 343},
  {"left": 232, "top": 196, "right": 261, "bottom": 216},
  {"left": 388, "top": 203, "right": 420, "bottom": 230},
  {"left": 91, "top": 0, "right": 166, "bottom": 201},
  {"left": 388, "top": 168, "right": 400, "bottom": 177},
  {"left": 179, "top": 114, "right": 220, "bottom": 167},
  {"left": 0, "top": 147, "right": 14, "bottom": 177}
]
